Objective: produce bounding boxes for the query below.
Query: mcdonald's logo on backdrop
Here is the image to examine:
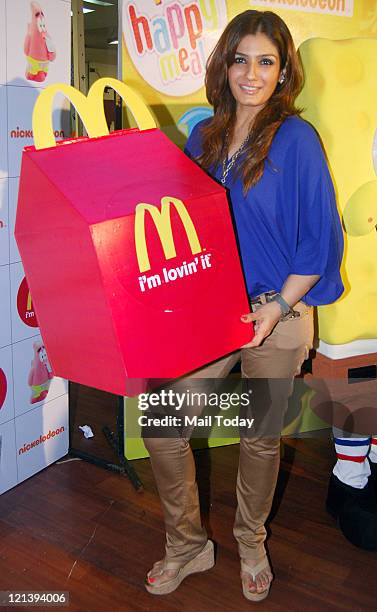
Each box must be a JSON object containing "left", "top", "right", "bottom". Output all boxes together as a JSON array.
[
  {"left": 135, "top": 196, "right": 202, "bottom": 273},
  {"left": 17, "top": 277, "right": 38, "bottom": 328}
]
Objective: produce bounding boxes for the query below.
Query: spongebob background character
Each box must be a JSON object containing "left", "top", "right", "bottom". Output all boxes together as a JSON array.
[
  {"left": 298, "top": 37, "right": 377, "bottom": 550},
  {"left": 28, "top": 341, "right": 53, "bottom": 404},
  {"left": 24, "top": 1, "right": 56, "bottom": 82}
]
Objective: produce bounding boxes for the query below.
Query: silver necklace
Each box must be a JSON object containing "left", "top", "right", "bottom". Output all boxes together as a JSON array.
[{"left": 221, "top": 134, "right": 249, "bottom": 185}]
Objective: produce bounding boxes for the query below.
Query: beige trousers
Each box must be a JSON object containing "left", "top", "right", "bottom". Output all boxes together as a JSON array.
[{"left": 143, "top": 302, "right": 313, "bottom": 564}]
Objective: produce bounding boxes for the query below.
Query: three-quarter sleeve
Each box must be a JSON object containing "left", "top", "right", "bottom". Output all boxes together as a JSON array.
[{"left": 289, "top": 126, "right": 344, "bottom": 305}]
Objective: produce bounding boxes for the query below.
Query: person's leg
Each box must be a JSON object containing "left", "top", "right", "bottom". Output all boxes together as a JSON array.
[
  {"left": 143, "top": 352, "right": 240, "bottom": 591},
  {"left": 234, "top": 303, "right": 313, "bottom": 598},
  {"left": 143, "top": 432, "right": 212, "bottom": 593}
]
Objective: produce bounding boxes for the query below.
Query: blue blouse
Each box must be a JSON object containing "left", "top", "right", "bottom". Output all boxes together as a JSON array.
[{"left": 185, "top": 116, "right": 344, "bottom": 306}]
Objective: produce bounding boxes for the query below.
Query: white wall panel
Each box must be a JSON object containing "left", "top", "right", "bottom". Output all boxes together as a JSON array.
[
  {"left": 0, "top": 345, "right": 14, "bottom": 425},
  {"left": 16, "top": 394, "right": 69, "bottom": 483}
]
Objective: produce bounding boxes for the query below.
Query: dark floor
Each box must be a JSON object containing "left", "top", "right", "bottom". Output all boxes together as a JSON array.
[{"left": 0, "top": 429, "right": 376, "bottom": 611}]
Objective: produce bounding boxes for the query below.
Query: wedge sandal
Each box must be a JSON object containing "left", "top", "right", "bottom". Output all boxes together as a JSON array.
[
  {"left": 145, "top": 540, "right": 215, "bottom": 595},
  {"left": 240, "top": 557, "right": 273, "bottom": 602}
]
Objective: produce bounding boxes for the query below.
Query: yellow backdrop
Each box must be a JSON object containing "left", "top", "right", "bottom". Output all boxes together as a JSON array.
[{"left": 121, "top": 0, "right": 377, "bottom": 458}]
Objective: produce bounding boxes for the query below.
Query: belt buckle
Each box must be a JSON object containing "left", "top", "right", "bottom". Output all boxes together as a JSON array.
[
  {"left": 250, "top": 297, "right": 262, "bottom": 313},
  {"left": 249, "top": 294, "right": 264, "bottom": 313}
]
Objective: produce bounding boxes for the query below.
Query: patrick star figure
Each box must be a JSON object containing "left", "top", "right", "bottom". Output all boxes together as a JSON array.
[
  {"left": 24, "top": 2, "right": 56, "bottom": 82},
  {"left": 28, "top": 341, "right": 53, "bottom": 404}
]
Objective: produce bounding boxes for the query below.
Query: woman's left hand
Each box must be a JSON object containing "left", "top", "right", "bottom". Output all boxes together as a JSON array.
[{"left": 240, "top": 301, "right": 282, "bottom": 348}]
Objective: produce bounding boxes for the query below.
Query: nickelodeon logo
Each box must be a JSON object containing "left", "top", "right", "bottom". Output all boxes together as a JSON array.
[
  {"left": 135, "top": 196, "right": 202, "bottom": 273},
  {"left": 18, "top": 426, "right": 65, "bottom": 455},
  {"left": 10, "top": 126, "right": 65, "bottom": 139}
]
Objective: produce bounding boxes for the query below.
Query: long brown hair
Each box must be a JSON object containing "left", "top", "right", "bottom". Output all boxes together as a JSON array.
[{"left": 198, "top": 10, "right": 304, "bottom": 191}]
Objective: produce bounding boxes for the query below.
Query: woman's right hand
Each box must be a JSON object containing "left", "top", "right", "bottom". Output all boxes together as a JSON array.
[{"left": 240, "top": 301, "right": 281, "bottom": 348}]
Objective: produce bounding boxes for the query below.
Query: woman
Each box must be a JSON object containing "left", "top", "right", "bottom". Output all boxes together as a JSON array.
[{"left": 143, "top": 10, "right": 344, "bottom": 601}]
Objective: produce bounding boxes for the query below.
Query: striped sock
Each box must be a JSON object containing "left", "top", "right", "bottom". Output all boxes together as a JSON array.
[
  {"left": 369, "top": 437, "right": 377, "bottom": 464},
  {"left": 333, "top": 437, "right": 371, "bottom": 489}
]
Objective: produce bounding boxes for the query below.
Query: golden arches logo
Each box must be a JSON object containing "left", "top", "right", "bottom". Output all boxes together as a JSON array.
[
  {"left": 32, "top": 77, "right": 156, "bottom": 150},
  {"left": 135, "top": 197, "right": 202, "bottom": 273}
]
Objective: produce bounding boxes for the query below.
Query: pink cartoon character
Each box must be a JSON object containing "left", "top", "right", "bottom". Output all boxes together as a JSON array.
[
  {"left": 24, "top": 2, "right": 56, "bottom": 82},
  {"left": 28, "top": 341, "right": 53, "bottom": 404}
]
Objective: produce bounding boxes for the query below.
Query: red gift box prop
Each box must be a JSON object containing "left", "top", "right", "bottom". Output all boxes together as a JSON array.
[{"left": 15, "top": 79, "right": 251, "bottom": 396}]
